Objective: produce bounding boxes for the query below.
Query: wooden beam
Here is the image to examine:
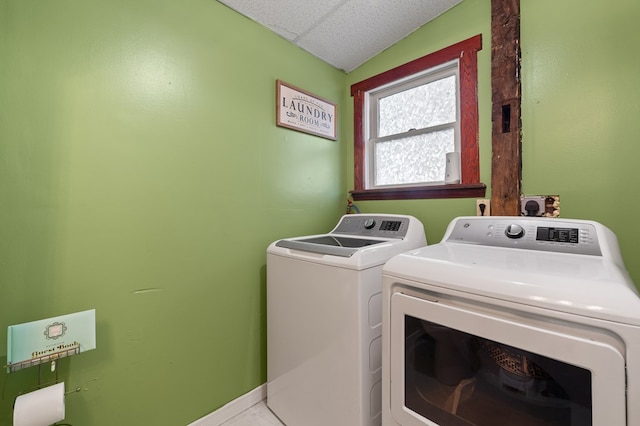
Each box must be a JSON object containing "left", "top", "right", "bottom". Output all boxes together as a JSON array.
[{"left": 491, "top": 0, "right": 521, "bottom": 216}]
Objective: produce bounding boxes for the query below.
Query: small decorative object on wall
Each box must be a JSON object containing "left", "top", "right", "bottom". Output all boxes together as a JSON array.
[
  {"left": 276, "top": 80, "right": 337, "bottom": 140},
  {"left": 6, "top": 309, "right": 96, "bottom": 372}
]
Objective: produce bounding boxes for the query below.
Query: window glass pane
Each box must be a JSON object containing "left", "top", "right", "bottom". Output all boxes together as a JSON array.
[
  {"left": 378, "top": 75, "right": 456, "bottom": 137},
  {"left": 374, "top": 129, "right": 454, "bottom": 186}
]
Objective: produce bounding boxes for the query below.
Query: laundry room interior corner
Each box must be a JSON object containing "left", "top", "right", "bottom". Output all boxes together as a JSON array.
[{"left": 3, "top": 1, "right": 640, "bottom": 425}]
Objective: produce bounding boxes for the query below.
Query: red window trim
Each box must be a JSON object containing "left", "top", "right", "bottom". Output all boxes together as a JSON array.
[{"left": 350, "top": 34, "right": 485, "bottom": 201}]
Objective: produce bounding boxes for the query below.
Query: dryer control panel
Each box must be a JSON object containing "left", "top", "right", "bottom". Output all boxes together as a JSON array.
[{"left": 444, "top": 216, "right": 611, "bottom": 257}]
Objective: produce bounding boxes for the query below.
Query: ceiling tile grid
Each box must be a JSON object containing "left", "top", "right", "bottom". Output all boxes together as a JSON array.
[{"left": 218, "top": 0, "right": 462, "bottom": 72}]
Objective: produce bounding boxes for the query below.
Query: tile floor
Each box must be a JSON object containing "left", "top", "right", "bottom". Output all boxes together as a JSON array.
[{"left": 219, "top": 400, "right": 284, "bottom": 426}]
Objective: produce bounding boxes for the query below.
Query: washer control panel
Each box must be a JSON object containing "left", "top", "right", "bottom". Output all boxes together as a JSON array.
[
  {"left": 445, "top": 217, "right": 603, "bottom": 256},
  {"left": 332, "top": 215, "right": 412, "bottom": 239}
]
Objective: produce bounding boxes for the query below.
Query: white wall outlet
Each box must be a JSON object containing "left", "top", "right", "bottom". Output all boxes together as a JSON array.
[
  {"left": 476, "top": 199, "right": 491, "bottom": 216},
  {"left": 520, "top": 195, "right": 546, "bottom": 216}
]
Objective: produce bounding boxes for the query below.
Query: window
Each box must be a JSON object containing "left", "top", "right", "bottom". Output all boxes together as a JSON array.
[
  {"left": 370, "top": 64, "right": 458, "bottom": 187},
  {"left": 350, "top": 35, "right": 486, "bottom": 200}
]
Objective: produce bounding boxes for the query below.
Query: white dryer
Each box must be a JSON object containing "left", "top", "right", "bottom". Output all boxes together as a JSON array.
[
  {"left": 267, "top": 214, "right": 426, "bottom": 426},
  {"left": 382, "top": 216, "right": 640, "bottom": 426}
]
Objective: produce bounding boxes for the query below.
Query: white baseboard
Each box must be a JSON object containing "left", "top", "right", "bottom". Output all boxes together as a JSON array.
[{"left": 188, "top": 384, "right": 267, "bottom": 426}]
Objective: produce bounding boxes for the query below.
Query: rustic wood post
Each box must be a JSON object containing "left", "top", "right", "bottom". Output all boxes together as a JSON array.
[{"left": 491, "top": 0, "right": 521, "bottom": 216}]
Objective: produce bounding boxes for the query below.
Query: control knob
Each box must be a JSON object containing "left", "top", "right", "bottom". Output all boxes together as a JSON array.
[
  {"left": 363, "top": 219, "right": 376, "bottom": 229},
  {"left": 505, "top": 223, "right": 525, "bottom": 239}
]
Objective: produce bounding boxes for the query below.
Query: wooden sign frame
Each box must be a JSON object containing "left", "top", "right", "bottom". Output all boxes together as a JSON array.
[{"left": 276, "top": 80, "right": 337, "bottom": 140}]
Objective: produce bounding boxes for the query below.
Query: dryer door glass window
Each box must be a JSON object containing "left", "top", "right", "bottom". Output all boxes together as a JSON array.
[
  {"left": 404, "top": 316, "right": 591, "bottom": 426},
  {"left": 389, "top": 292, "right": 626, "bottom": 426}
]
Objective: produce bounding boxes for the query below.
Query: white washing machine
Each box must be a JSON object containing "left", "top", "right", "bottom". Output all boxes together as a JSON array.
[
  {"left": 382, "top": 216, "right": 640, "bottom": 426},
  {"left": 267, "top": 214, "right": 427, "bottom": 426}
]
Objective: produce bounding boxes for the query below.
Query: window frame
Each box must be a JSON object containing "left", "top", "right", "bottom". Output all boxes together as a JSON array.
[{"left": 350, "top": 35, "right": 486, "bottom": 201}]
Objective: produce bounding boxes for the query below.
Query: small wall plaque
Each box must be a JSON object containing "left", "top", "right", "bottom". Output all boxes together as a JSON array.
[
  {"left": 276, "top": 80, "right": 337, "bottom": 141},
  {"left": 7, "top": 309, "right": 96, "bottom": 372}
]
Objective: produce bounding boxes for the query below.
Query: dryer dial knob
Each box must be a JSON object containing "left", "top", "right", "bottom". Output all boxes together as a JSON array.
[
  {"left": 364, "top": 219, "right": 376, "bottom": 229},
  {"left": 505, "top": 224, "right": 525, "bottom": 239}
]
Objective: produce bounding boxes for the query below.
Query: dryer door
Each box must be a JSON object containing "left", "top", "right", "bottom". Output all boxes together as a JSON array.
[{"left": 389, "top": 292, "right": 626, "bottom": 426}]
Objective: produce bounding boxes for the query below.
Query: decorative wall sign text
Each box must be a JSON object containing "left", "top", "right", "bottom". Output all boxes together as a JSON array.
[{"left": 276, "top": 80, "right": 337, "bottom": 140}]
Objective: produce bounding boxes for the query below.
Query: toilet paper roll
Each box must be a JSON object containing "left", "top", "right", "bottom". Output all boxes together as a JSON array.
[
  {"left": 14, "top": 382, "right": 65, "bottom": 426},
  {"left": 445, "top": 152, "right": 461, "bottom": 184}
]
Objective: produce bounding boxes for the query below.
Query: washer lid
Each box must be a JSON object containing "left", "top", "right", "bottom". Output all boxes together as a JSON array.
[
  {"left": 268, "top": 213, "right": 427, "bottom": 269},
  {"left": 275, "top": 236, "right": 386, "bottom": 257}
]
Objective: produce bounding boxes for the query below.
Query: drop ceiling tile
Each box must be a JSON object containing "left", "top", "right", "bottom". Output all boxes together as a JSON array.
[
  {"left": 218, "top": 0, "right": 346, "bottom": 40},
  {"left": 217, "top": 0, "right": 463, "bottom": 72},
  {"left": 297, "top": 0, "right": 462, "bottom": 71}
]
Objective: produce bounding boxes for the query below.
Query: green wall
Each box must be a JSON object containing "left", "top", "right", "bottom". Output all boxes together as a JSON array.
[
  {"left": 2, "top": 0, "right": 640, "bottom": 424},
  {"left": 0, "top": 0, "right": 345, "bottom": 424},
  {"left": 521, "top": 0, "right": 640, "bottom": 282},
  {"left": 345, "top": 0, "right": 640, "bottom": 284}
]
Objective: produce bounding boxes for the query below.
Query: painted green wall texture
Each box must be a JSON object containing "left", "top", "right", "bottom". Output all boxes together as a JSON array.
[
  {"left": 521, "top": 0, "right": 640, "bottom": 282},
  {"left": 0, "top": 0, "right": 345, "bottom": 424}
]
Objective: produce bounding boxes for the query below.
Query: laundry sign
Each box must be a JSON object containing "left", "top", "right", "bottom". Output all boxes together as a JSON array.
[{"left": 276, "top": 80, "right": 337, "bottom": 140}]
